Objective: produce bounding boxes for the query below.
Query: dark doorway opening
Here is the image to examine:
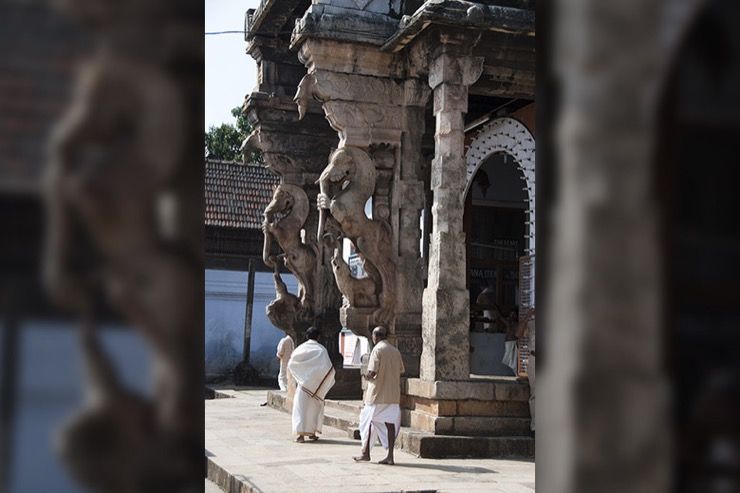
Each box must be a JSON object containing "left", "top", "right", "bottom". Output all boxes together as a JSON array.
[{"left": 465, "top": 152, "right": 528, "bottom": 376}]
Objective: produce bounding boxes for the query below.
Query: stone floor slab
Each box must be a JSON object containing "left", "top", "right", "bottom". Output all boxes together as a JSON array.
[{"left": 206, "top": 389, "right": 534, "bottom": 493}]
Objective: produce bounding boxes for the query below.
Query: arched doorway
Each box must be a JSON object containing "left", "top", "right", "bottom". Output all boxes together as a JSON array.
[{"left": 464, "top": 117, "right": 535, "bottom": 376}]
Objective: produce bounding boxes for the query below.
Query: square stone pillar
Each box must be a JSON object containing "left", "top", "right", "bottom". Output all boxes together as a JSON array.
[{"left": 420, "top": 35, "right": 483, "bottom": 382}]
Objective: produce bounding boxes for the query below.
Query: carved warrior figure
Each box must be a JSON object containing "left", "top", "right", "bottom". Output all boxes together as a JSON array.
[
  {"left": 263, "top": 184, "right": 317, "bottom": 313},
  {"left": 317, "top": 147, "right": 396, "bottom": 323}
]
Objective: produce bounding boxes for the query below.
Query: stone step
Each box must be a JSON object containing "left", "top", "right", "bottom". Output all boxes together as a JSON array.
[
  {"left": 405, "top": 409, "right": 532, "bottom": 437},
  {"left": 399, "top": 430, "right": 535, "bottom": 459},
  {"left": 324, "top": 398, "right": 364, "bottom": 414},
  {"left": 266, "top": 390, "right": 534, "bottom": 459}
]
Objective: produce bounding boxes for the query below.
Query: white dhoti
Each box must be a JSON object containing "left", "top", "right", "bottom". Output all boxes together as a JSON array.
[
  {"left": 292, "top": 387, "right": 325, "bottom": 435},
  {"left": 278, "top": 362, "right": 289, "bottom": 391},
  {"left": 359, "top": 404, "right": 401, "bottom": 450}
]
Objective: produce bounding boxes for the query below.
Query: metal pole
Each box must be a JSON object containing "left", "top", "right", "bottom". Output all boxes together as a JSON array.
[{"left": 242, "top": 259, "right": 256, "bottom": 365}]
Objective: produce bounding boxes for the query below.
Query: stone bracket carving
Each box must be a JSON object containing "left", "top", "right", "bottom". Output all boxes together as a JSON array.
[
  {"left": 263, "top": 184, "right": 318, "bottom": 314},
  {"left": 317, "top": 147, "right": 397, "bottom": 325},
  {"left": 266, "top": 263, "right": 310, "bottom": 343},
  {"left": 295, "top": 71, "right": 429, "bottom": 150}
]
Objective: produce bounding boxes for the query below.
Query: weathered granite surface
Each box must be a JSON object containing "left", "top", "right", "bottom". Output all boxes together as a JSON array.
[{"left": 421, "top": 31, "right": 484, "bottom": 381}]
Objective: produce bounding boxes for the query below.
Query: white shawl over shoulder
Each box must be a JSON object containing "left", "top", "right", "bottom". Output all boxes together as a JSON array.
[{"left": 287, "top": 340, "right": 336, "bottom": 399}]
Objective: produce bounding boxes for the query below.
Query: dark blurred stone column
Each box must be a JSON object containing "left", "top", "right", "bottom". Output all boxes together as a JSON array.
[{"left": 540, "top": 1, "right": 671, "bottom": 492}]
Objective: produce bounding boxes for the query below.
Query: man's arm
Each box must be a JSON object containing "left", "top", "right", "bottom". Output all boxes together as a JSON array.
[{"left": 366, "top": 349, "right": 379, "bottom": 380}]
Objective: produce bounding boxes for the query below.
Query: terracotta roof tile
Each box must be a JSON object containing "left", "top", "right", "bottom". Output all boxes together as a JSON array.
[{"left": 204, "top": 159, "right": 279, "bottom": 230}]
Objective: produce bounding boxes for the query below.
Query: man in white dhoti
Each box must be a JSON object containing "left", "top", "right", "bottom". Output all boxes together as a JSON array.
[
  {"left": 287, "top": 327, "right": 336, "bottom": 443},
  {"left": 276, "top": 334, "right": 294, "bottom": 391},
  {"left": 353, "top": 326, "right": 405, "bottom": 465}
]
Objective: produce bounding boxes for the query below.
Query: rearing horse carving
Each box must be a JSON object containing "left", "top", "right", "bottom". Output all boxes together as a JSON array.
[
  {"left": 317, "top": 147, "right": 396, "bottom": 323},
  {"left": 263, "top": 184, "right": 317, "bottom": 313}
]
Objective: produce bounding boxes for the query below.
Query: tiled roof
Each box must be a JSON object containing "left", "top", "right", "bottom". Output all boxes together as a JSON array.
[{"left": 205, "top": 159, "right": 279, "bottom": 230}]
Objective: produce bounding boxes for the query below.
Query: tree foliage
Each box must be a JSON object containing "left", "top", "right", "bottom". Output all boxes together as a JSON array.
[{"left": 204, "top": 106, "right": 262, "bottom": 162}]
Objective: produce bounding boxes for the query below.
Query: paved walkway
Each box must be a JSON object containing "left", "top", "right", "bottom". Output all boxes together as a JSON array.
[{"left": 205, "top": 389, "right": 535, "bottom": 493}]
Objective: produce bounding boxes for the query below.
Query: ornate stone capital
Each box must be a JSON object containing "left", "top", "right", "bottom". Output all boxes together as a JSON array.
[
  {"left": 428, "top": 53, "right": 484, "bottom": 90},
  {"left": 245, "top": 92, "right": 337, "bottom": 177}
]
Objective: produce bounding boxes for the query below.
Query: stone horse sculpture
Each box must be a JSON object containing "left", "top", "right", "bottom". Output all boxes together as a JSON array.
[
  {"left": 330, "top": 248, "right": 378, "bottom": 310},
  {"left": 263, "top": 184, "right": 317, "bottom": 313},
  {"left": 317, "top": 147, "right": 396, "bottom": 323}
]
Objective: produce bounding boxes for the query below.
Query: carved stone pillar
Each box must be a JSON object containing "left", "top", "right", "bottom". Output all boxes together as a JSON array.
[
  {"left": 420, "top": 34, "right": 483, "bottom": 381},
  {"left": 244, "top": 37, "right": 344, "bottom": 366},
  {"left": 293, "top": 37, "right": 429, "bottom": 376}
]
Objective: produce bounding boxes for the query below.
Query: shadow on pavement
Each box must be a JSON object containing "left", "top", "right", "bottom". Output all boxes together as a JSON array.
[
  {"left": 384, "top": 463, "right": 498, "bottom": 474},
  {"left": 300, "top": 438, "right": 358, "bottom": 446}
]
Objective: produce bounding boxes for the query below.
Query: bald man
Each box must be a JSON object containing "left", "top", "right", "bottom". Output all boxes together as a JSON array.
[{"left": 353, "top": 326, "right": 404, "bottom": 465}]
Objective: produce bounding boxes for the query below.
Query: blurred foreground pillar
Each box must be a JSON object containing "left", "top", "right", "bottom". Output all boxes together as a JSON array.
[{"left": 540, "top": 1, "right": 671, "bottom": 492}]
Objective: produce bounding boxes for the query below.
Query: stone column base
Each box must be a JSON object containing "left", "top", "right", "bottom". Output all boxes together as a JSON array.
[{"left": 401, "top": 377, "right": 532, "bottom": 437}]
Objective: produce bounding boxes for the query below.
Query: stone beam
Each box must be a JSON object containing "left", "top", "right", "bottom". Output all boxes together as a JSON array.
[{"left": 381, "top": 0, "right": 534, "bottom": 53}]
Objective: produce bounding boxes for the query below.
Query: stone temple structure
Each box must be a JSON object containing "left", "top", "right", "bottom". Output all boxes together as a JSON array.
[{"left": 244, "top": 0, "right": 535, "bottom": 457}]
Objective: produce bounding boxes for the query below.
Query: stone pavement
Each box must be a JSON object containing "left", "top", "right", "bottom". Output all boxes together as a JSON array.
[
  {"left": 205, "top": 389, "right": 535, "bottom": 493},
  {"left": 206, "top": 479, "right": 223, "bottom": 492}
]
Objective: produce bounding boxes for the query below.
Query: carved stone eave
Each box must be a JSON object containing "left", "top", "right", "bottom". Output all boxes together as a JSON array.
[
  {"left": 290, "top": 4, "right": 401, "bottom": 50},
  {"left": 246, "top": 36, "right": 301, "bottom": 65},
  {"left": 381, "top": 0, "right": 535, "bottom": 53},
  {"left": 245, "top": 0, "right": 308, "bottom": 42}
]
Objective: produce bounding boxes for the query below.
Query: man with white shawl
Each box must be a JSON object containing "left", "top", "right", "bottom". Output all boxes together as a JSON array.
[
  {"left": 354, "top": 326, "right": 404, "bottom": 465},
  {"left": 287, "top": 327, "right": 336, "bottom": 442}
]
